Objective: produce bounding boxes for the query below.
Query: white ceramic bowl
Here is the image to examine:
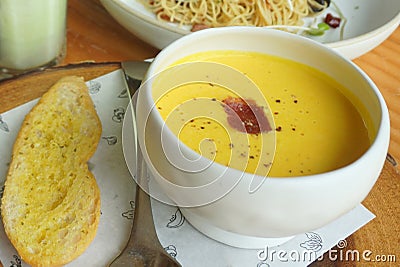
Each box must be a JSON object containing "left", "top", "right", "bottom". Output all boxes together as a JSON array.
[
  {"left": 136, "top": 27, "right": 390, "bottom": 248},
  {"left": 100, "top": 0, "right": 400, "bottom": 59}
]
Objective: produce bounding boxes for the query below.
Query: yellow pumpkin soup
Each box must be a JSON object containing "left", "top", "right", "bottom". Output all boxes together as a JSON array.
[{"left": 153, "top": 51, "right": 371, "bottom": 177}]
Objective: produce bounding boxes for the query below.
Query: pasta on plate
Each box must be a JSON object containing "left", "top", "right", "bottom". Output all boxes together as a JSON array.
[{"left": 139, "top": 0, "right": 330, "bottom": 31}]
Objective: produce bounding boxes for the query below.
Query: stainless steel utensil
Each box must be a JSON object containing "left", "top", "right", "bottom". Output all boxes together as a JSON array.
[{"left": 109, "top": 61, "right": 181, "bottom": 267}]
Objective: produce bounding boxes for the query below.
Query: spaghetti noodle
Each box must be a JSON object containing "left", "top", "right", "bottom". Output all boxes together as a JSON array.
[{"left": 139, "top": 0, "right": 330, "bottom": 31}]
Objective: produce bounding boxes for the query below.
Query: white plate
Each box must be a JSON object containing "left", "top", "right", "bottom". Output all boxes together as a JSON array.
[{"left": 101, "top": 0, "right": 400, "bottom": 59}]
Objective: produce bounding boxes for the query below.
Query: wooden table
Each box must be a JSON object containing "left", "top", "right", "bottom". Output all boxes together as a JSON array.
[{"left": 0, "top": 0, "right": 399, "bottom": 266}]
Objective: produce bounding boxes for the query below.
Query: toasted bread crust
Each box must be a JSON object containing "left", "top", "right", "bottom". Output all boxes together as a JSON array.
[{"left": 1, "top": 76, "right": 101, "bottom": 267}]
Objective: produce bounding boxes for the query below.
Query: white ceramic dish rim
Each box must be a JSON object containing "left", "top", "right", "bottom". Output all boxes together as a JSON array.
[
  {"left": 112, "top": 0, "right": 400, "bottom": 48},
  {"left": 328, "top": 12, "right": 400, "bottom": 49},
  {"left": 142, "top": 27, "right": 390, "bottom": 184}
]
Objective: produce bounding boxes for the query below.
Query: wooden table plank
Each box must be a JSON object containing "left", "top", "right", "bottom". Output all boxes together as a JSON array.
[
  {"left": 64, "top": 0, "right": 159, "bottom": 63},
  {"left": 353, "top": 35, "right": 400, "bottom": 166}
]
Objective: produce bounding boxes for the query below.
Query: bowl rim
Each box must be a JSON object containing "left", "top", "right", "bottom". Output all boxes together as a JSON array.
[
  {"left": 141, "top": 27, "right": 390, "bottom": 183},
  {"left": 109, "top": 0, "right": 400, "bottom": 47}
]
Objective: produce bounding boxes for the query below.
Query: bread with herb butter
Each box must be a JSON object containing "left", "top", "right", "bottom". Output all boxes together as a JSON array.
[{"left": 1, "top": 76, "right": 101, "bottom": 267}]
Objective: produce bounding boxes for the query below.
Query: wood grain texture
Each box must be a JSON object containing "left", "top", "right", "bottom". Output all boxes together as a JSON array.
[
  {"left": 354, "top": 32, "right": 400, "bottom": 168},
  {"left": 0, "top": 0, "right": 399, "bottom": 266},
  {"left": 64, "top": 0, "right": 159, "bottom": 63},
  {"left": 0, "top": 62, "right": 119, "bottom": 113}
]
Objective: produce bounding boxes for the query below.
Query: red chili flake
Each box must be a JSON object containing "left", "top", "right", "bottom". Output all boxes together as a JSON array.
[
  {"left": 263, "top": 163, "right": 271, "bottom": 168},
  {"left": 324, "top": 13, "right": 341, "bottom": 28},
  {"left": 222, "top": 96, "right": 272, "bottom": 134}
]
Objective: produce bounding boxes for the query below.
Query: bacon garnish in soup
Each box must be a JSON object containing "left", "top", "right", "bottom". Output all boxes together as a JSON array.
[{"left": 222, "top": 96, "right": 271, "bottom": 134}]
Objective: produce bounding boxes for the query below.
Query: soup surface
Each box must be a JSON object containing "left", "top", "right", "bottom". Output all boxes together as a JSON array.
[{"left": 153, "top": 51, "right": 371, "bottom": 177}]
